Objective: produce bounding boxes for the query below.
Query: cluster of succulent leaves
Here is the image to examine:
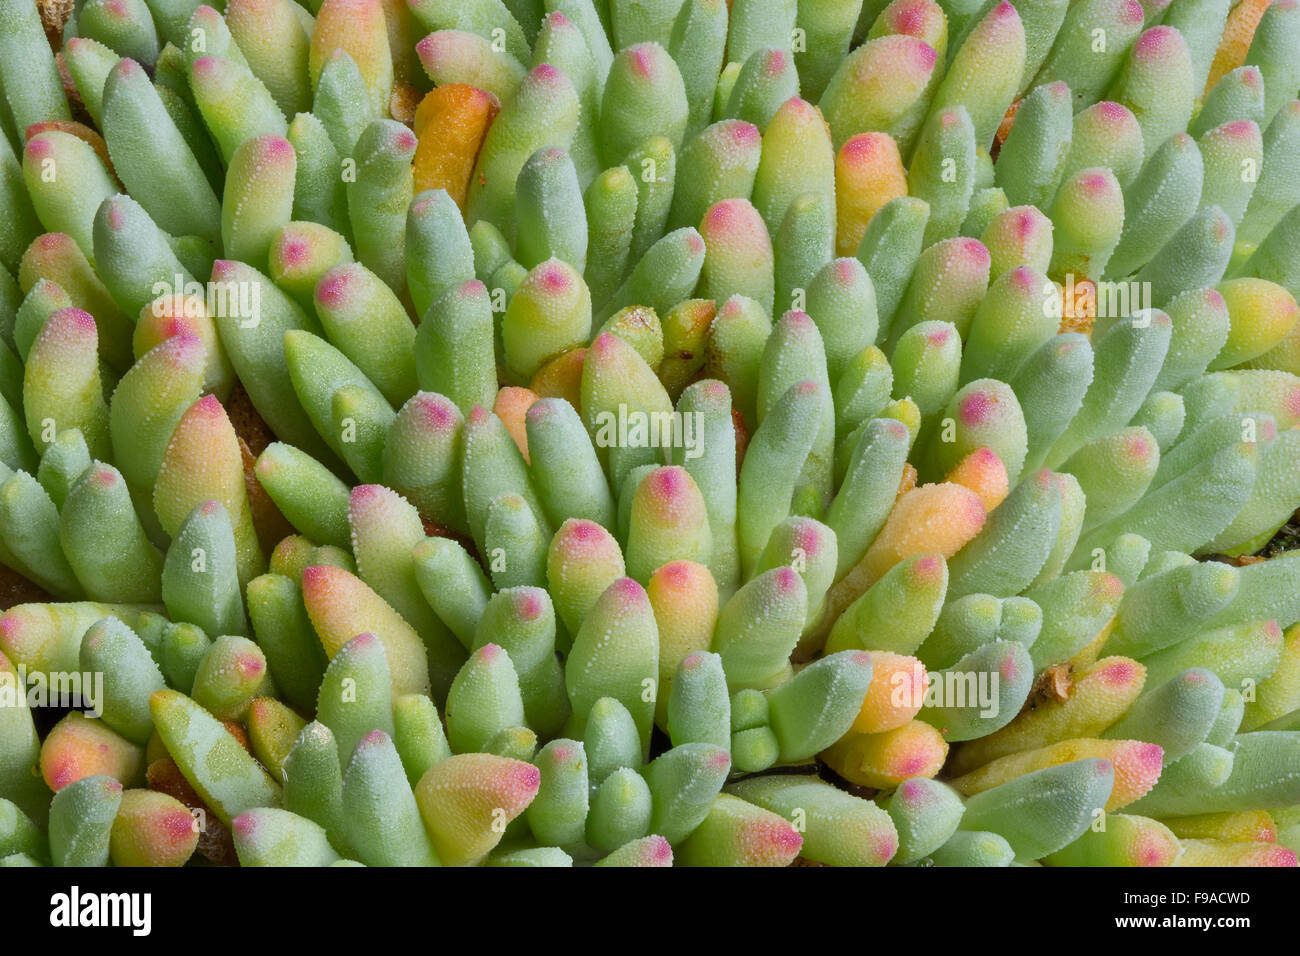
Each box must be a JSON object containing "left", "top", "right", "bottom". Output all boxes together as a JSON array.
[{"left": 2, "top": 0, "right": 1300, "bottom": 868}]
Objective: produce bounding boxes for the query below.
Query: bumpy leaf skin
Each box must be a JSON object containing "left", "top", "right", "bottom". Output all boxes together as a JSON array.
[
  {"left": 525, "top": 738, "right": 589, "bottom": 848},
  {"left": 311, "top": 265, "right": 415, "bottom": 406},
  {"left": 639, "top": 558, "right": 717, "bottom": 714},
  {"left": 1211, "top": 278, "right": 1300, "bottom": 370},
  {"left": 503, "top": 260, "right": 593, "bottom": 384},
  {"left": 834, "top": 132, "right": 906, "bottom": 259},
  {"left": 0, "top": 142, "right": 41, "bottom": 282},
  {"left": 995, "top": 82, "right": 1073, "bottom": 211},
  {"left": 102, "top": 59, "right": 221, "bottom": 242},
  {"left": 1072, "top": 436, "right": 1258, "bottom": 561},
  {"left": 642, "top": 742, "right": 730, "bottom": 845},
  {"left": 1244, "top": 0, "right": 1300, "bottom": 123},
  {"left": 1136, "top": 731, "right": 1300, "bottom": 815},
  {"left": 245, "top": 574, "right": 328, "bottom": 713},
  {"left": 22, "top": 133, "right": 116, "bottom": 270},
  {"left": 155, "top": 622, "right": 211, "bottom": 696},
  {"left": 1163, "top": 0, "right": 1231, "bottom": 96},
  {"left": 254, "top": 445, "right": 349, "bottom": 549},
  {"left": 531, "top": 14, "right": 600, "bottom": 189},
  {"left": 827, "top": 553, "right": 947, "bottom": 656},
  {"left": 1065, "top": 427, "right": 1160, "bottom": 534},
  {"left": 954, "top": 737, "right": 1163, "bottom": 811},
  {"left": 564, "top": 577, "right": 659, "bottom": 753},
  {"left": 881, "top": 776, "right": 966, "bottom": 864},
  {"left": 302, "top": 564, "right": 432, "bottom": 696},
  {"left": 473, "top": 588, "right": 569, "bottom": 737},
  {"left": 866, "top": 0, "right": 948, "bottom": 67},
  {"left": 391, "top": 693, "right": 451, "bottom": 787},
  {"left": 282, "top": 721, "right": 351, "bottom": 856},
  {"left": 1111, "top": 26, "right": 1196, "bottom": 161},
  {"left": 1101, "top": 668, "right": 1225, "bottom": 764},
  {"left": 1108, "top": 135, "right": 1204, "bottom": 280},
  {"left": 592, "top": 833, "right": 673, "bottom": 867},
  {"left": 149, "top": 690, "right": 280, "bottom": 825},
  {"left": 232, "top": 807, "right": 341, "bottom": 867},
  {"left": 924, "top": 2, "right": 1025, "bottom": 150},
  {"left": 826, "top": 417, "right": 910, "bottom": 580},
  {"left": 821, "top": 720, "right": 949, "bottom": 789},
  {"left": 1045, "top": 813, "right": 1180, "bottom": 867},
  {"left": 416, "top": 24, "right": 522, "bottom": 98},
  {"left": 1192, "top": 66, "right": 1266, "bottom": 140},
  {"left": 1138, "top": 204, "right": 1237, "bottom": 307},
  {"left": 917, "top": 593, "right": 1002, "bottom": 670},
  {"left": 959, "top": 758, "right": 1115, "bottom": 861},
  {"left": 962, "top": 269, "right": 1058, "bottom": 389},
  {"left": 209, "top": 262, "right": 341, "bottom": 466},
  {"left": 342, "top": 730, "right": 440, "bottom": 866},
  {"left": 77, "top": 617, "right": 163, "bottom": 746},
  {"left": 918, "top": 640, "right": 1035, "bottom": 741},
  {"left": 757, "top": 313, "right": 836, "bottom": 510},
  {"left": 916, "top": 828, "right": 1013, "bottom": 867},
  {"left": 18, "top": 232, "right": 127, "bottom": 364},
  {"left": 0, "top": 651, "right": 48, "bottom": 825},
  {"left": 758, "top": 516, "right": 837, "bottom": 636},
  {"left": 1139, "top": 618, "right": 1283, "bottom": 690},
  {"left": 159, "top": 500, "right": 246, "bottom": 640},
  {"left": 1061, "top": 101, "right": 1145, "bottom": 191},
  {"left": 0, "top": 0, "right": 70, "bottom": 134},
  {"left": 0, "top": 471, "right": 77, "bottom": 598},
  {"left": 736, "top": 381, "right": 826, "bottom": 577},
  {"left": 247, "top": 697, "right": 308, "bottom": 781},
  {"left": 582, "top": 695, "right": 642, "bottom": 787},
  {"left": 891, "top": 236, "right": 991, "bottom": 347},
  {"left": 909, "top": 107, "right": 977, "bottom": 246},
  {"left": 712, "top": 566, "right": 807, "bottom": 692},
  {"left": 733, "top": 774, "right": 898, "bottom": 866},
  {"left": 60, "top": 463, "right": 163, "bottom": 603},
  {"left": 23, "top": 306, "right": 109, "bottom": 461},
  {"left": 352, "top": 486, "right": 466, "bottom": 694},
  {"left": 190, "top": 635, "right": 275, "bottom": 723},
  {"left": 108, "top": 789, "right": 200, "bottom": 867},
  {"left": 1034, "top": 0, "right": 1145, "bottom": 108},
  {"left": 666, "top": 650, "right": 729, "bottom": 748},
  {"left": 585, "top": 764, "right": 652, "bottom": 854},
  {"left": 772, "top": 193, "right": 836, "bottom": 322},
  {"left": 821, "top": 35, "right": 938, "bottom": 156},
  {"left": 854, "top": 196, "right": 930, "bottom": 336},
  {"left": 414, "top": 752, "right": 541, "bottom": 866},
  {"left": 675, "top": 793, "right": 802, "bottom": 867},
  {"left": 48, "top": 773, "right": 122, "bottom": 867},
  {"left": 516, "top": 150, "right": 589, "bottom": 276},
  {"left": 1105, "top": 561, "right": 1240, "bottom": 659},
  {"left": 1048, "top": 167, "right": 1126, "bottom": 283},
  {"left": 1238, "top": 624, "right": 1300, "bottom": 731},
  {"left": 953, "top": 656, "right": 1146, "bottom": 773},
  {"left": 923, "top": 379, "right": 1029, "bottom": 487},
  {"left": 721, "top": 47, "right": 796, "bottom": 135},
  {"left": 752, "top": 100, "right": 837, "bottom": 263},
  {"left": 768, "top": 650, "right": 875, "bottom": 760},
  {"left": 471, "top": 65, "right": 581, "bottom": 239},
  {"left": 152, "top": 395, "right": 265, "bottom": 586}
]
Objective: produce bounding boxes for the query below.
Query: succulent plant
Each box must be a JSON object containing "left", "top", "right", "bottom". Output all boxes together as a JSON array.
[{"left": 0, "top": 0, "right": 1299, "bottom": 869}]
